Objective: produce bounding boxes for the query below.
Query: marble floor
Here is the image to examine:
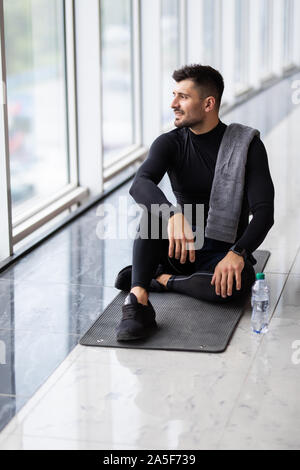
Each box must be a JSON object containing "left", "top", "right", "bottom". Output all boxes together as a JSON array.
[{"left": 0, "top": 72, "right": 300, "bottom": 450}]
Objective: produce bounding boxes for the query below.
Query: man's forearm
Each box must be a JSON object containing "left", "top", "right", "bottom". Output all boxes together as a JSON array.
[
  {"left": 234, "top": 203, "right": 274, "bottom": 255},
  {"left": 129, "top": 176, "right": 179, "bottom": 222}
]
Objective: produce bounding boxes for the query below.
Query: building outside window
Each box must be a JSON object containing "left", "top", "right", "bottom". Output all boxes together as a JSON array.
[
  {"left": 100, "top": 0, "right": 134, "bottom": 167},
  {"left": 260, "top": 0, "right": 273, "bottom": 79},
  {"left": 283, "top": 0, "right": 294, "bottom": 68},
  {"left": 234, "top": 0, "right": 249, "bottom": 94},
  {"left": 4, "top": 0, "right": 69, "bottom": 218},
  {"left": 202, "top": 0, "right": 219, "bottom": 68},
  {"left": 161, "top": 0, "right": 179, "bottom": 129}
]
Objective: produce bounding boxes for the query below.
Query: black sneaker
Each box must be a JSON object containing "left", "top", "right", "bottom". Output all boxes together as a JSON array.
[
  {"left": 114, "top": 265, "right": 168, "bottom": 292},
  {"left": 114, "top": 265, "right": 132, "bottom": 291},
  {"left": 116, "top": 293, "right": 157, "bottom": 341}
]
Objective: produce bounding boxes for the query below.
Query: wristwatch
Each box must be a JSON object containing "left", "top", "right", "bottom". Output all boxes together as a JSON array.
[{"left": 229, "top": 243, "right": 248, "bottom": 261}]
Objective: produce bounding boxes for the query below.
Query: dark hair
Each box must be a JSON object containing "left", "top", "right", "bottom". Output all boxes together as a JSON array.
[{"left": 172, "top": 64, "right": 224, "bottom": 109}]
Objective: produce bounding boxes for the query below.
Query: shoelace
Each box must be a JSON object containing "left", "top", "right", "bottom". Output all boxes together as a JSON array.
[{"left": 122, "top": 303, "right": 144, "bottom": 320}]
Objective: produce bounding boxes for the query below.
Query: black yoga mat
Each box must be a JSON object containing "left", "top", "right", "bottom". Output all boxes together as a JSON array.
[{"left": 79, "top": 250, "right": 270, "bottom": 353}]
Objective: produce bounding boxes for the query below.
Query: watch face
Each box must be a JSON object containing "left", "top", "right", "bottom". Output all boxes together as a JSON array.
[
  {"left": 234, "top": 244, "right": 244, "bottom": 255},
  {"left": 230, "top": 245, "right": 246, "bottom": 258}
]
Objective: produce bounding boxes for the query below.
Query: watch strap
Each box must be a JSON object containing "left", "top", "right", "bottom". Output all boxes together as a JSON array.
[{"left": 229, "top": 243, "right": 248, "bottom": 261}]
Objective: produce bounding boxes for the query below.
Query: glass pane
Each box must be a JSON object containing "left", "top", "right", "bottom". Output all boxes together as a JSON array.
[
  {"left": 202, "top": 0, "right": 216, "bottom": 66},
  {"left": 260, "top": 0, "right": 272, "bottom": 78},
  {"left": 283, "top": 0, "right": 294, "bottom": 66},
  {"left": 101, "top": 0, "right": 134, "bottom": 166},
  {"left": 4, "top": 0, "right": 69, "bottom": 215},
  {"left": 161, "top": 0, "right": 179, "bottom": 128},
  {"left": 235, "top": 0, "right": 249, "bottom": 92}
]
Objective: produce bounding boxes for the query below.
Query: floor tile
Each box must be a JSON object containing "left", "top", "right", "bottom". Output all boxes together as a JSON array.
[
  {"left": 218, "top": 318, "right": 300, "bottom": 450},
  {"left": 0, "top": 357, "right": 253, "bottom": 449},
  {"left": 0, "top": 348, "right": 81, "bottom": 438},
  {"left": 272, "top": 274, "right": 300, "bottom": 321},
  {"left": 0, "top": 278, "right": 117, "bottom": 335},
  {"left": 0, "top": 432, "right": 138, "bottom": 450},
  {"left": 291, "top": 249, "right": 300, "bottom": 274},
  {"left": 0, "top": 395, "right": 27, "bottom": 433},
  {"left": 0, "top": 222, "right": 133, "bottom": 287},
  {"left": 1, "top": 243, "right": 132, "bottom": 288},
  {"left": 259, "top": 228, "right": 300, "bottom": 274},
  {"left": 0, "top": 328, "right": 79, "bottom": 398},
  {"left": 1, "top": 73, "right": 300, "bottom": 448},
  {"left": 247, "top": 317, "right": 300, "bottom": 377}
]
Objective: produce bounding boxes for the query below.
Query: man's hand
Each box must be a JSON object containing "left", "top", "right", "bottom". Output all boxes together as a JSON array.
[
  {"left": 211, "top": 251, "right": 245, "bottom": 297},
  {"left": 168, "top": 213, "right": 195, "bottom": 264}
]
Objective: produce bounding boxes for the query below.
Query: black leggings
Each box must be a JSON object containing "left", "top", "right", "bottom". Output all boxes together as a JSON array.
[{"left": 131, "top": 211, "right": 256, "bottom": 303}]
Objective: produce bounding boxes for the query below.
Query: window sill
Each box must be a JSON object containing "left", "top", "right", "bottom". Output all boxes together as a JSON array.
[
  {"left": 234, "top": 85, "right": 254, "bottom": 98},
  {"left": 282, "top": 63, "right": 299, "bottom": 75},
  {"left": 103, "top": 146, "right": 147, "bottom": 182},
  {"left": 12, "top": 185, "right": 89, "bottom": 245}
]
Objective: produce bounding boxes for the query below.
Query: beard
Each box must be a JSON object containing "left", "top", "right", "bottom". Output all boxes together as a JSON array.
[{"left": 174, "top": 113, "right": 205, "bottom": 129}]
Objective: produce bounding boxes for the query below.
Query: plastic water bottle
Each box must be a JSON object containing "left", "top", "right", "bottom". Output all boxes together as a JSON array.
[{"left": 251, "top": 273, "right": 270, "bottom": 334}]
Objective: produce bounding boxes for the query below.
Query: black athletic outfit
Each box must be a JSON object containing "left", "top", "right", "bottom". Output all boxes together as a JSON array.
[{"left": 129, "top": 119, "right": 274, "bottom": 302}]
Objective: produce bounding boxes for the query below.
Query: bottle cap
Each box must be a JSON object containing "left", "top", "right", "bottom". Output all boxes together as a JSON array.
[{"left": 256, "top": 273, "right": 265, "bottom": 280}]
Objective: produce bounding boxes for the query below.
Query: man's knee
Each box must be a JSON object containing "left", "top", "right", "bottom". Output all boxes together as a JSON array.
[
  {"left": 241, "top": 261, "right": 256, "bottom": 292},
  {"left": 209, "top": 262, "right": 255, "bottom": 303},
  {"left": 224, "top": 262, "right": 255, "bottom": 301}
]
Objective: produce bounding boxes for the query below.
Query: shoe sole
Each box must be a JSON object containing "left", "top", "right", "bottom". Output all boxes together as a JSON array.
[{"left": 116, "top": 323, "right": 158, "bottom": 342}]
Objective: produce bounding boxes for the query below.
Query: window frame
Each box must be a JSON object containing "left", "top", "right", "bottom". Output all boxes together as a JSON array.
[
  {"left": 101, "top": 0, "right": 143, "bottom": 176},
  {"left": 160, "top": 0, "right": 182, "bottom": 132},
  {"left": 221, "top": 0, "right": 235, "bottom": 104},
  {"left": 261, "top": 0, "right": 275, "bottom": 82},
  {"left": 282, "top": 0, "right": 296, "bottom": 71},
  {"left": 0, "top": 0, "right": 13, "bottom": 261},
  {"left": 4, "top": 0, "right": 87, "bottom": 249},
  {"left": 234, "top": 0, "right": 250, "bottom": 96},
  {"left": 292, "top": 0, "right": 300, "bottom": 66}
]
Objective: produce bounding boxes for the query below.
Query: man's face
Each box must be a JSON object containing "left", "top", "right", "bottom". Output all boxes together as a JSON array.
[{"left": 171, "top": 79, "right": 209, "bottom": 128}]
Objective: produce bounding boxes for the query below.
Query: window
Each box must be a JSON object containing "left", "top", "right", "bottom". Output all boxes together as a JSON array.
[
  {"left": 260, "top": 0, "right": 273, "bottom": 79},
  {"left": 1, "top": 0, "right": 299, "bottom": 265},
  {"left": 4, "top": 0, "right": 69, "bottom": 217},
  {"left": 202, "top": 0, "right": 218, "bottom": 67},
  {"left": 234, "top": 0, "right": 249, "bottom": 93},
  {"left": 161, "top": 0, "right": 179, "bottom": 129},
  {"left": 283, "top": 0, "right": 294, "bottom": 68},
  {"left": 100, "top": 0, "right": 134, "bottom": 167}
]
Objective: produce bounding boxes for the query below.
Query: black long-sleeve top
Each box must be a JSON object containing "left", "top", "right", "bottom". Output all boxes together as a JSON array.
[{"left": 129, "top": 119, "right": 275, "bottom": 257}]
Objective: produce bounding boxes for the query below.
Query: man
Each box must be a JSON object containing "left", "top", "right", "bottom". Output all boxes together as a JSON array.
[{"left": 115, "top": 64, "right": 274, "bottom": 341}]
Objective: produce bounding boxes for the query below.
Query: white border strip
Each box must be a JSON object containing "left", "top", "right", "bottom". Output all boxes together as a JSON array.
[{"left": 0, "top": 0, "right": 13, "bottom": 261}]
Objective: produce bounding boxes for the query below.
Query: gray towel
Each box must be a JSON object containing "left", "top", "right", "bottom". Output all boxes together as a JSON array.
[{"left": 205, "top": 123, "right": 260, "bottom": 243}]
